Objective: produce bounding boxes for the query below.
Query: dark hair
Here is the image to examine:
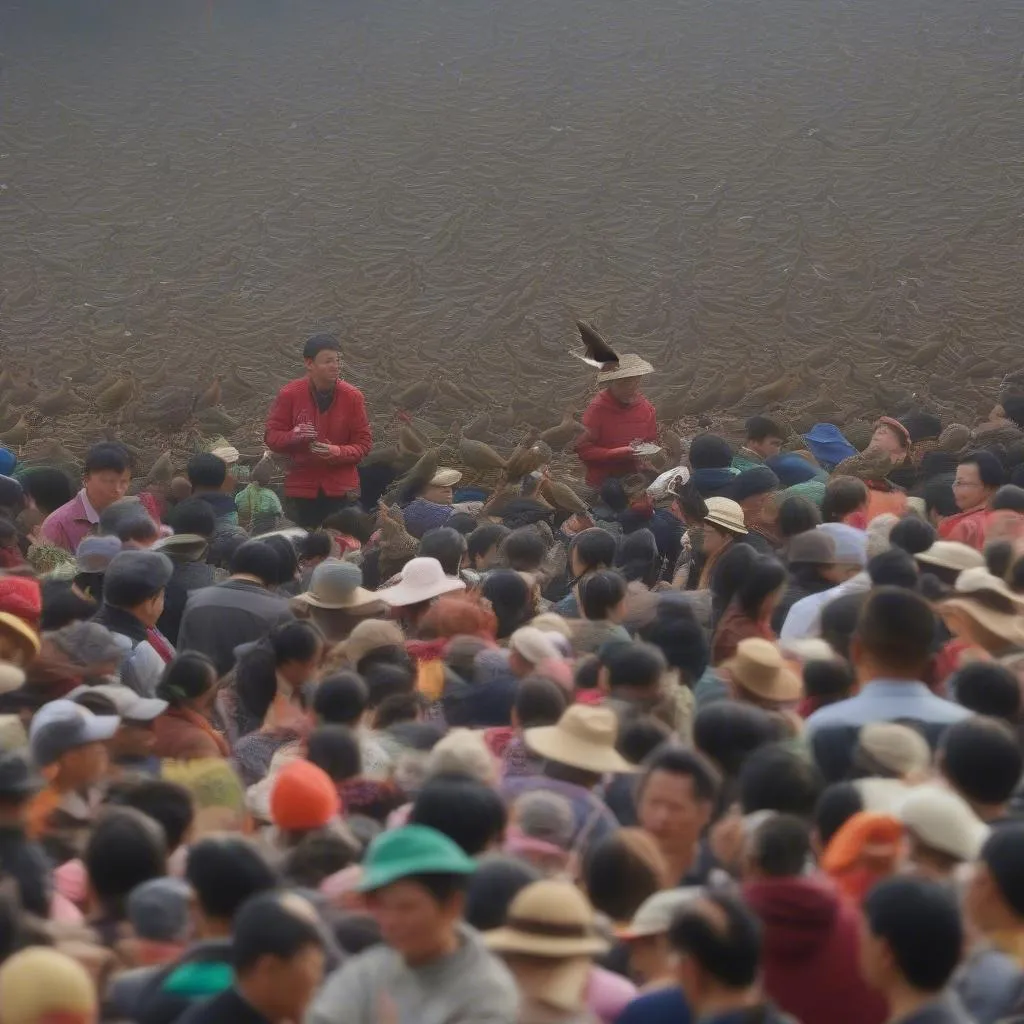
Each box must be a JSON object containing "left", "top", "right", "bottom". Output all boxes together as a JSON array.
[
  {"left": 638, "top": 600, "right": 709, "bottom": 686},
  {"left": 615, "top": 529, "right": 662, "bottom": 589},
  {"left": 856, "top": 587, "right": 936, "bottom": 674},
  {"left": 618, "top": 716, "right": 672, "bottom": 765},
  {"left": 735, "top": 556, "right": 787, "bottom": 619},
  {"left": 232, "top": 892, "right": 325, "bottom": 974},
  {"left": 307, "top": 725, "right": 362, "bottom": 782},
  {"left": 868, "top": 549, "right": 919, "bottom": 590},
  {"left": 410, "top": 773, "right": 508, "bottom": 856},
  {"left": 820, "top": 592, "right": 868, "bottom": 660},
  {"left": 952, "top": 662, "right": 1022, "bottom": 721},
  {"left": 156, "top": 652, "right": 217, "bottom": 708},
  {"left": 73, "top": 690, "right": 119, "bottom": 716},
  {"left": 38, "top": 581, "right": 96, "bottom": 631},
  {"left": 802, "top": 659, "right": 855, "bottom": 702},
  {"left": 863, "top": 877, "right": 963, "bottom": 991},
  {"left": 374, "top": 691, "right": 424, "bottom": 729},
  {"left": 986, "top": 541, "right": 1015, "bottom": 581},
  {"left": 924, "top": 475, "right": 958, "bottom": 520},
  {"left": 330, "top": 913, "right": 382, "bottom": 956},
  {"left": 574, "top": 654, "right": 601, "bottom": 692},
  {"left": 814, "top": 782, "right": 864, "bottom": 848},
  {"left": 356, "top": 645, "right": 414, "bottom": 679},
  {"left": 980, "top": 825, "right": 1024, "bottom": 917},
  {"left": 739, "top": 744, "right": 824, "bottom": 819},
  {"left": 314, "top": 671, "right": 368, "bottom": 726},
  {"left": 584, "top": 830, "right": 668, "bottom": 922},
  {"left": 668, "top": 892, "right": 761, "bottom": 988},
  {"left": 640, "top": 746, "right": 721, "bottom": 805},
  {"left": 465, "top": 856, "right": 541, "bottom": 932},
  {"left": 263, "top": 534, "right": 300, "bottom": 586},
  {"left": 166, "top": 496, "right": 217, "bottom": 539},
  {"left": 569, "top": 528, "right": 617, "bottom": 574},
  {"left": 84, "top": 442, "right": 131, "bottom": 477},
  {"left": 479, "top": 570, "right": 531, "bottom": 639},
  {"left": 230, "top": 539, "right": 282, "bottom": 585},
  {"left": 602, "top": 641, "right": 666, "bottom": 691},
  {"left": 323, "top": 508, "right": 373, "bottom": 543},
  {"left": 993, "top": 485, "right": 1024, "bottom": 513},
  {"left": 821, "top": 477, "right": 868, "bottom": 523},
  {"left": 960, "top": 451, "right": 1005, "bottom": 490},
  {"left": 418, "top": 528, "right": 467, "bottom": 577},
  {"left": 776, "top": 496, "right": 822, "bottom": 540},
  {"left": 363, "top": 662, "right": 415, "bottom": 708},
  {"left": 105, "top": 778, "right": 195, "bottom": 852},
  {"left": 269, "top": 620, "right": 323, "bottom": 667},
  {"left": 187, "top": 453, "right": 227, "bottom": 491},
  {"left": 578, "top": 569, "right": 627, "bottom": 621},
  {"left": 283, "top": 827, "right": 358, "bottom": 889},
  {"left": 299, "top": 531, "right": 333, "bottom": 563},
  {"left": 395, "top": 872, "right": 471, "bottom": 905},
  {"left": 84, "top": 808, "right": 167, "bottom": 919},
  {"left": 303, "top": 333, "right": 341, "bottom": 361},
  {"left": 689, "top": 434, "right": 734, "bottom": 471},
  {"left": 1011, "top": 556, "right": 1024, "bottom": 596},
  {"left": 445, "top": 512, "right": 478, "bottom": 536},
  {"left": 746, "top": 416, "right": 785, "bottom": 443},
  {"left": 503, "top": 528, "right": 548, "bottom": 572},
  {"left": 889, "top": 517, "right": 937, "bottom": 556},
  {"left": 23, "top": 467, "right": 75, "bottom": 515},
  {"left": 749, "top": 814, "right": 811, "bottom": 877},
  {"left": 514, "top": 676, "right": 568, "bottom": 729},
  {"left": 693, "top": 703, "right": 785, "bottom": 780},
  {"left": 710, "top": 543, "right": 758, "bottom": 623},
  {"left": 941, "top": 717, "right": 1023, "bottom": 807},
  {"left": 185, "top": 836, "right": 279, "bottom": 921},
  {"left": 467, "top": 524, "right": 510, "bottom": 566}
]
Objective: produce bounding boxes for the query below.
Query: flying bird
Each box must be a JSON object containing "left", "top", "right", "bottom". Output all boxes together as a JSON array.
[{"left": 571, "top": 320, "right": 620, "bottom": 370}]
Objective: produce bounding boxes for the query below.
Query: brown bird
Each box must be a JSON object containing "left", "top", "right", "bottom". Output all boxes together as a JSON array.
[
  {"left": 0, "top": 416, "right": 30, "bottom": 447},
  {"left": 744, "top": 374, "right": 797, "bottom": 408},
  {"left": 572, "top": 320, "right": 620, "bottom": 369},
  {"left": 505, "top": 432, "right": 551, "bottom": 482},
  {"left": 197, "top": 407, "right": 241, "bottom": 434},
  {"left": 910, "top": 339, "right": 947, "bottom": 368},
  {"left": 196, "top": 375, "right": 223, "bottom": 411},
  {"left": 463, "top": 412, "right": 492, "bottom": 440},
  {"left": 394, "top": 380, "right": 434, "bottom": 412},
  {"left": 396, "top": 411, "right": 430, "bottom": 454},
  {"left": 539, "top": 410, "right": 587, "bottom": 450},
  {"left": 7, "top": 379, "right": 38, "bottom": 406},
  {"left": 718, "top": 372, "right": 750, "bottom": 408},
  {"left": 97, "top": 375, "right": 134, "bottom": 414},
  {"left": 0, "top": 369, "right": 12, "bottom": 394},
  {"left": 36, "top": 382, "right": 85, "bottom": 417},
  {"left": 147, "top": 450, "right": 175, "bottom": 484},
  {"left": 540, "top": 475, "right": 589, "bottom": 515},
  {"left": 455, "top": 424, "right": 507, "bottom": 472},
  {"left": 437, "top": 379, "right": 473, "bottom": 406},
  {"left": 687, "top": 383, "right": 723, "bottom": 416},
  {"left": 661, "top": 430, "right": 684, "bottom": 466}
]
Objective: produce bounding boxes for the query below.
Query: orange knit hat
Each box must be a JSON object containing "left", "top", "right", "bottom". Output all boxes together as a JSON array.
[{"left": 269, "top": 759, "right": 341, "bottom": 832}]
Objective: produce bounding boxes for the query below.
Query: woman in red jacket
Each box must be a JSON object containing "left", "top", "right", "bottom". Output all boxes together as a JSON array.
[{"left": 264, "top": 335, "right": 373, "bottom": 529}]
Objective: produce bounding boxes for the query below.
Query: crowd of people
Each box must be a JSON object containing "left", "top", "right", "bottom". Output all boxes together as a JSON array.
[{"left": 3, "top": 331, "right": 1024, "bottom": 1023}]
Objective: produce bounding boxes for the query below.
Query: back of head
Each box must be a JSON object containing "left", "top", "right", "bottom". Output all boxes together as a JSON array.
[
  {"left": 746, "top": 416, "right": 785, "bottom": 444},
  {"left": 980, "top": 825, "right": 1024, "bottom": 918},
  {"left": 618, "top": 715, "right": 672, "bottom": 765},
  {"left": 185, "top": 835, "right": 279, "bottom": 921},
  {"left": 467, "top": 523, "right": 510, "bottom": 565},
  {"left": 362, "top": 662, "right": 415, "bottom": 709},
  {"left": 419, "top": 527, "right": 467, "bottom": 577},
  {"left": 263, "top": 534, "right": 299, "bottom": 586},
  {"left": 479, "top": 570, "right": 530, "bottom": 638},
  {"left": 689, "top": 433, "right": 734, "bottom": 470},
  {"left": 615, "top": 528, "right": 662, "bottom": 587},
  {"left": 992, "top": 484, "right": 1024, "bottom": 513},
  {"left": 748, "top": 814, "right": 812, "bottom": 878},
  {"left": 465, "top": 855, "right": 541, "bottom": 931},
  {"left": 739, "top": 743, "right": 824, "bottom": 819},
  {"left": 602, "top": 640, "right": 666, "bottom": 691},
  {"left": 814, "top": 782, "right": 865, "bottom": 849},
  {"left": 231, "top": 891, "right": 325, "bottom": 975},
  {"left": 952, "top": 662, "right": 1022, "bottom": 721},
  {"left": 85, "top": 807, "right": 168, "bottom": 918},
  {"left": 570, "top": 528, "right": 617, "bottom": 573},
  {"left": 888, "top": 517, "right": 937, "bottom": 556},
  {"left": 269, "top": 619, "right": 323, "bottom": 667},
  {"left": 822, "top": 476, "right": 868, "bottom": 523},
  {"left": 639, "top": 599, "right": 709, "bottom": 685},
  {"left": 855, "top": 587, "right": 936, "bottom": 677},
  {"left": 985, "top": 540, "right": 1015, "bottom": 581},
  {"left": 924, "top": 474, "right": 958, "bottom": 520},
  {"left": 710, "top": 543, "right": 757, "bottom": 615},
  {"left": 802, "top": 658, "right": 855, "bottom": 703},
  {"left": 694, "top": 702, "right": 784, "bottom": 779},
  {"left": 578, "top": 568, "right": 627, "bottom": 621},
  {"left": 941, "top": 716, "right": 1023, "bottom": 808},
  {"left": 105, "top": 777, "right": 195, "bottom": 852},
  {"left": 820, "top": 591, "right": 868, "bottom": 660},
  {"left": 514, "top": 675, "right": 568, "bottom": 729},
  {"left": 410, "top": 771, "right": 507, "bottom": 856},
  {"left": 668, "top": 891, "right": 762, "bottom": 989},
  {"left": 777, "top": 495, "right": 822, "bottom": 540},
  {"left": 307, "top": 724, "right": 362, "bottom": 782},
  {"left": 426, "top": 729, "right": 496, "bottom": 784},
  {"left": 23, "top": 466, "right": 75, "bottom": 515},
  {"left": 230, "top": 539, "right": 281, "bottom": 585},
  {"left": 156, "top": 652, "right": 217, "bottom": 709},
  {"left": 867, "top": 548, "right": 919, "bottom": 590},
  {"left": 503, "top": 527, "right": 548, "bottom": 572},
  {"left": 166, "top": 496, "right": 217, "bottom": 539},
  {"left": 583, "top": 827, "right": 671, "bottom": 922},
  {"left": 735, "top": 555, "right": 787, "bottom": 618},
  {"left": 862, "top": 876, "right": 963, "bottom": 992},
  {"left": 187, "top": 452, "right": 228, "bottom": 491},
  {"left": 313, "top": 671, "right": 368, "bottom": 726}
]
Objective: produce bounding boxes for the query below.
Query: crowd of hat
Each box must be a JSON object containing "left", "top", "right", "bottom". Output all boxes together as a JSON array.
[{"left": 6, "top": 396, "right": 1024, "bottom": 1024}]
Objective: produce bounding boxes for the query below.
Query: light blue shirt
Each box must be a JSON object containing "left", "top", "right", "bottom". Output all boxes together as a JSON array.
[{"left": 805, "top": 679, "right": 972, "bottom": 736}]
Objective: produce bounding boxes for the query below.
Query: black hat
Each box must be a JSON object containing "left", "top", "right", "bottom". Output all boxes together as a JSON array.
[
  {"left": 729, "top": 467, "right": 780, "bottom": 503},
  {"left": 0, "top": 475, "right": 24, "bottom": 513},
  {"left": 102, "top": 549, "right": 173, "bottom": 607},
  {"left": 900, "top": 413, "right": 943, "bottom": 443},
  {"left": 0, "top": 751, "right": 43, "bottom": 799}
]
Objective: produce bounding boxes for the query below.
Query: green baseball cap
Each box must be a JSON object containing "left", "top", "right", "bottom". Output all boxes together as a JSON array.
[{"left": 357, "top": 825, "right": 477, "bottom": 893}]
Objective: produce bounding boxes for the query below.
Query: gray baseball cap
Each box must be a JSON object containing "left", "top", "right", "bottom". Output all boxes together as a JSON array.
[{"left": 29, "top": 699, "right": 120, "bottom": 767}]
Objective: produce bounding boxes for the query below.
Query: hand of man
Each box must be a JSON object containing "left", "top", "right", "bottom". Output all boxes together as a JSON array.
[
  {"left": 292, "top": 423, "right": 317, "bottom": 441},
  {"left": 310, "top": 442, "right": 341, "bottom": 459}
]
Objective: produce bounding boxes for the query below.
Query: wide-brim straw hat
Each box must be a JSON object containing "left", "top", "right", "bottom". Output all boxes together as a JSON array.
[
  {"left": 939, "top": 598, "right": 1024, "bottom": 647},
  {"left": 0, "top": 613, "right": 40, "bottom": 660},
  {"left": 915, "top": 541, "right": 986, "bottom": 574},
  {"left": 525, "top": 705, "right": 636, "bottom": 775},
  {"left": 376, "top": 557, "right": 466, "bottom": 607},
  {"left": 293, "top": 559, "right": 382, "bottom": 611},
  {"left": 721, "top": 638, "right": 802, "bottom": 702},
  {"left": 598, "top": 354, "right": 655, "bottom": 383},
  {"left": 429, "top": 468, "right": 462, "bottom": 488},
  {"left": 485, "top": 880, "right": 610, "bottom": 960},
  {"left": 703, "top": 497, "right": 747, "bottom": 535}
]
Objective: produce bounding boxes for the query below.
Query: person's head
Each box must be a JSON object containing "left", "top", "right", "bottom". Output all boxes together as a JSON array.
[
  {"left": 744, "top": 814, "right": 811, "bottom": 880},
  {"left": 512, "top": 675, "right": 568, "bottom": 731},
  {"left": 410, "top": 772, "right": 507, "bottom": 856},
  {"left": 952, "top": 662, "right": 1022, "bottom": 722},
  {"left": 618, "top": 716, "right": 673, "bottom": 765},
  {"left": 23, "top": 466, "right": 75, "bottom": 516},
  {"left": 992, "top": 484, "right": 1024, "bottom": 514},
  {"left": 689, "top": 433, "right": 734, "bottom": 471},
  {"left": 29, "top": 699, "right": 118, "bottom": 788},
  {"left": 583, "top": 828, "right": 671, "bottom": 923},
  {"left": 231, "top": 892, "right": 326, "bottom": 1022},
  {"left": 569, "top": 528, "right": 617, "bottom": 578},
  {"left": 954, "top": 452, "right": 1004, "bottom": 512},
  {"left": 105, "top": 777, "right": 195, "bottom": 853},
  {"left": 693, "top": 702, "right": 785, "bottom": 782},
  {"left": 298, "top": 531, "right": 333, "bottom": 569},
  {"left": 708, "top": 542, "right": 756, "bottom": 618},
  {"left": 467, "top": 523, "right": 510, "bottom": 571},
  {"left": 669, "top": 892, "right": 762, "bottom": 1009},
  {"left": 813, "top": 782, "right": 864, "bottom": 853},
  {"left": 306, "top": 724, "right": 362, "bottom": 782},
  {"left": 888, "top": 517, "right": 937, "bottom": 557},
  {"left": 313, "top": 671, "right": 368, "bottom": 727},
  {"left": 638, "top": 600, "right": 709, "bottom": 686},
  {"left": 608, "top": 371, "right": 646, "bottom": 404},
  {"left": 599, "top": 641, "right": 667, "bottom": 695},
  {"left": 744, "top": 416, "right": 786, "bottom": 460},
  {"left": 702, "top": 519, "right": 745, "bottom": 560},
  {"left": 503, "top": 527, "right": 548, "bottom": 573},
  {"left": 269, "top": 620, "right": 324, "bottom": 687},
  {"left": 230, "top": 539, "right": 282, "bottom": 585},
  {"left": 985, "top": 540, "right": 1015, "bottom": 581},
  {"left": 418, "top": 527, "right": 467, "bottom": 577},
  {"left": 464, "top": 855, "right": 541, "bottom": 932},
  {"left": 363, "top": 661, "right": 416, "bottom": 712},
  {"left": 0, "top": 947, "right": 98, "bottom": 1024},
  {"left": 185, "top": 835, "right": 279, "bottom": 934},
  {"left": 479, "top": 569, "right": 532, "bottom": 639},
  {"left": 776, "top": 495, "right": 822, "bottom": 540},
  {"left": 860, "top": 876, "right": 963, "bottom": 997},
  {"left": 186, "top": 452, "right": 228, "bottom": 494},
  {"left": 99, "top": 499, "right": 160, "bottom": 547},
  {"left": 939, "top": 716, "right": 1023, "bottom": 816},
  {"left": 84, "top": 807, "right": 167, "bottom": 920},
  {"left": 100, "top": 548, "right": 172, "bottom": 625},
  {"left": 303, "top": 333, "right": 342, "bottom": 390},
  {"left": 924, "top": 474, "right": 959, "bottom": 526},
  {"left": 871, "top": 418, "right": 911, "bottom": 459},
  {"left": 821, "top": 477, "right": 869, "bottom": 524},
  {"left": 739, "top": 744, "right": 824, "bottom": 819},
  {"left": 38, "top": 581, "right": 97, "bottom": 631},
  {"left": 820, "top": 591, "right": 868, "bottom": 660},
  {"left": 82, "top": 442, "right": 132, "bottom": 513},
  {"left": 735, "top": 555, "right": 787, "bottom": 621},
  {"left": 166, "top": 496, "right": 217, "bottom": 540},
  {"left": 578, "top": 569, "right": 628, "bottom": 622},
  {"left": 802, "top": 657, "right": 856, "bottom": 708},
  {"left": 263, "top": 534, "right": 300, "bottom": 587},
  {"left": 637, "top": 746, "right": 720, "bottom": 860},
  {"left": 616, "top": 528, "right": 663, "bottom": 588},
  {"left": 965, "top": 825, "right": 1024, "bottom": 933},
  {"left": 156, "top": 652, "right": 218, "bottom": 712},
  {"left": 868, "top": 548, "right": 919, "bottom": 590},
  {"left": 853, "top": 587, "right": 936, "bottom": 681}
]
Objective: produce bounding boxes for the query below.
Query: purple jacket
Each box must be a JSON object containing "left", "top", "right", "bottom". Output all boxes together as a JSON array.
[{"left": 40, "top": 491, "right": 98, "bottom": 553}]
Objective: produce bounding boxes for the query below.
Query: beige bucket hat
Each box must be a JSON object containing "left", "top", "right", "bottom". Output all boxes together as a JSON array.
[
  {"left": 525, "top": 705, "right": 635, "bottom": 775},
  {"left": 703, "top": 497, "right": 748, "bottom": 535},
  {"left": 721, "top": 638, "right": 802, "bottom": 702},
  {"left": 429, "top": 468, "right": 463, "bottom": 488}
]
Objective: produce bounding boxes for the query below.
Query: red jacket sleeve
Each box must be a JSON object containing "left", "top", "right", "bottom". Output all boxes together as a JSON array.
[
  {"left": 576, "top": 402, "right": 632, "bottom": 465},
  {"left": 326, "top": 390, "right": 373, "bottom": 465},
  {"left": 264, "top": 387, "right": 305, "bottom": 454}
]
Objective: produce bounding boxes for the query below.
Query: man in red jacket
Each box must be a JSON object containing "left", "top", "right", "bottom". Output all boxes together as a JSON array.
[
  {"left": 576, "top": 350, "right": 659, "bottom": 489},
  {"left": 264, "top": 334, "right": 373, "bottom": 529}
]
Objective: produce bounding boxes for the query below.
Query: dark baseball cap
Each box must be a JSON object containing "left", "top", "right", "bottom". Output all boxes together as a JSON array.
[
  {"left": 102, "top": 549, "right": 173, "bottom": 607},
  {"left": 0, "top": 751, "right": 42, "bottom": 799},
  {"left": 28, "top": 699, "right": 120, "bottom": 767}
]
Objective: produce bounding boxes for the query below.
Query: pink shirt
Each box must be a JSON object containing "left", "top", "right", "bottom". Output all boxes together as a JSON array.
[
  {"left": 39, "top": 490, "right": 99, "bottom": 553},
  {"left": 586, "top": 965, "right": 637, "bottom": 1023}
]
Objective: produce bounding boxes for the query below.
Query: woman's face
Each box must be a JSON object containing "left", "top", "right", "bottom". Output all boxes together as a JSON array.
[
  {"left": 701, "top": 525, "right": 731, "bottom": 558},
  {"left": 281, "top": 642, "right": 325, "bottom": 687}
]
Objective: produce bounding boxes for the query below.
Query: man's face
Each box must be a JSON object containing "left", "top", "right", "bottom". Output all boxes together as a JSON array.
[
  {"left": 638, "top": 770, "right": 711, "bottom": 858},
  {"left": 475, "top": 544, "right": 501, "bottom": 571},
  {"left": 871, "top": 425, "right": 907, "bottom": 461},
  {"left": 61, "top": 741, "right": 109, "bottom": 787},
  {"left": 422, "top": 484, "right": 454, "bottom": 506},
  {"left": 135, "top": 591, "right": 166, "bottom": 628},
  {"left": 265, "top": 945, "right": 326, "bottom": 1021},
  {"left": 366, "top": 880, "right": 461, "bottom": 964},
  {"left": 953, "top": 463, "right": 989, "bottom": 512},
  {"left": 750, "top": 436, "right": 783, "bottom": 459},
  {"left": 84, "top": 469, "right": 130, "bottom": 513},
  {"left": 305, "top": 349, "right": 341, "bottom": 389},
  {"left": 608, "top": 378, "right": 642, "bottom": 404}
]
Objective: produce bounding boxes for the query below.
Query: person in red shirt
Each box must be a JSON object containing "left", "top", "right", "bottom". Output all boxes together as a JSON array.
[
  {"left": 939, "top": 451, "right": 1003, "bottom": 551},
  {"left": 575, "top": 331, "right": 658, "bottom": 488},
  {"left": 265, "top": 335, "right": 373, "bottom": 529}
]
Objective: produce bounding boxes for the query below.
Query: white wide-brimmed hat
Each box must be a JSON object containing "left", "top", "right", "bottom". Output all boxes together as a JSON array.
[
  {"left": 915, "top": 541, "right": 986, "bottom": 575},
  {"left": 375, "top": 557, "right": 466, "bottom": 608},
  {"left": 429, "top": 468, "right": 463, "bottom": 488}
]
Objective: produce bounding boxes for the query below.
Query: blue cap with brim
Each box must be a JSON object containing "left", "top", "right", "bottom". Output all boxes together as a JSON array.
[
  {"left": 802, "top": 424, "right": 858, "bottom": 467},
  {"left": 357, "top": 824, "right": 477, "bottom": 893}
]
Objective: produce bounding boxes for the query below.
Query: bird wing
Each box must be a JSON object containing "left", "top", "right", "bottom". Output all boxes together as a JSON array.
[{"left": 573, "top": 320, "right": 620, "bottom": 369}]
